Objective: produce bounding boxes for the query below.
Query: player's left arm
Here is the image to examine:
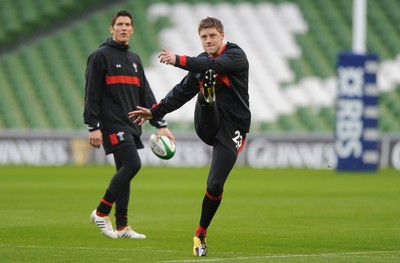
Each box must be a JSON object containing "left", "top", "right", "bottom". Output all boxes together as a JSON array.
[{"left": 129, "top": 73, "right": 198, "bottom": 124}]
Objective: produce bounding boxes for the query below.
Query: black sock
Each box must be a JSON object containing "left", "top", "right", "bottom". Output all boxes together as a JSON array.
[
  {"left": 115, "top": 208, "right": 128, "bottom": 230},
  {"left": 199, "top": 192, "right": 222, "bottom": 229}
]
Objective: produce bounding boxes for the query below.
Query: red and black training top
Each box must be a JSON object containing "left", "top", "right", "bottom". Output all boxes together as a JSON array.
[{"left": 150, "top": 42, "right": 251, "bottom": 133}]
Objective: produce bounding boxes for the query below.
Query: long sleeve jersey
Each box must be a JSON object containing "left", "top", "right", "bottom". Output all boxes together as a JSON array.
[
  {"left": 150, "top": 42, "right": 251, "bottom": 133},
  {"left": 84, "top": 39, "right": 166, "bottom": 137}
]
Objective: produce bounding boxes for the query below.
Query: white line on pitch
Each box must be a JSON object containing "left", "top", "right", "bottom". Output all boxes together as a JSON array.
[
  {"left": 0, "top": 244, "right": 178, "bottom": 253},
  {"left": 160, "top": 250, "right": 400, "bottom": 263}
]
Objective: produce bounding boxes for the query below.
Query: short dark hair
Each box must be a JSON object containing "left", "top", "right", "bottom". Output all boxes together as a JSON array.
[
  {"left": 110, "top": 10, "right": 133, "bottom": 27},
  {"left": 198, "top": 17, "right": 224, "bottom": 34}
]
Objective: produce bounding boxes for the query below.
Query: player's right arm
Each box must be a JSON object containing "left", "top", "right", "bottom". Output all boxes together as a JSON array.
[
  {"left": 83, "top": 52, "right": 106, "bottom": 148},
  {"left": 129, "top": 72, "right": 199, "bottom": 121},
  {"left": 150, "top": 72, "right": 199, "bottom": 119},
  {"left": 88, "top": 129, "right": 103, "bottom": 148}
]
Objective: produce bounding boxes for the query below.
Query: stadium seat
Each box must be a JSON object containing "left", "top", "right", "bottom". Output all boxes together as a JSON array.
[
  {"left": 2, "top": 55, "right": 51, "bottom": 128},
  {"left": 0, "top": 63, "right": 27, "bottom": 128}
]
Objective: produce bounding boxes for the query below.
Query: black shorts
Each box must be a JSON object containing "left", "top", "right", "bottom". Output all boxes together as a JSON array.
[
  {"left": 102, "top": 131, "right": 144, "bottom": 155},
  {"left": 215, "top": 119, "right": 247, "bottom": 157}
]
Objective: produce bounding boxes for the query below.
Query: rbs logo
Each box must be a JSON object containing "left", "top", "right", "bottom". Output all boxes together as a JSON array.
[
  {"left": 335, "top": 100, "right": 363, "bottom": 158},
  {"left": 335, "top": 67, "right": 364, "bottom": 158}
]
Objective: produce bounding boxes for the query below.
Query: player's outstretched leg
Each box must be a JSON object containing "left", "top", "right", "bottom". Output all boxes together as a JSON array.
[
  {"left": 201, "top": 69, "right": 216, "bottom": 105},
  {"left": 194, "top": 69, "right": 220, "bottom": 145}
]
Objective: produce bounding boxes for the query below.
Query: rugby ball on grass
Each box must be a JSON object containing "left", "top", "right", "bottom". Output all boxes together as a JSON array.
[{"left": 149, "top": 134, "right": 176, "bottom": 160}]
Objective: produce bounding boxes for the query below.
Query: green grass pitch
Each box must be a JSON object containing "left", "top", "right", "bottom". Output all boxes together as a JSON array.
[{"left": 0, "top": 166, "right": 399, "bottom": 262}]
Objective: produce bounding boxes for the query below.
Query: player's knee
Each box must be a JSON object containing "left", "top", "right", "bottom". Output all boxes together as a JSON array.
[
  {"left": 126, "top": 161, "right": 141, "bottom": 179},
  {"left": 207, "top": 182, "right": 223, "bottom": 197}
]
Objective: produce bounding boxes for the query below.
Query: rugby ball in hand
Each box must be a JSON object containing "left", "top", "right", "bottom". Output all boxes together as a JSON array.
[{"left": 149, "top": 134, "right": 176, "bottom": 160}]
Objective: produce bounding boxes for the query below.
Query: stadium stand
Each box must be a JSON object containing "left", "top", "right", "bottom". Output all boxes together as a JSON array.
[
  {"left": 0, "top": 0, "right": 116, "bottom": 49},
  {"left": 0, "top": 0, "right": 399, "bottom": 133}
]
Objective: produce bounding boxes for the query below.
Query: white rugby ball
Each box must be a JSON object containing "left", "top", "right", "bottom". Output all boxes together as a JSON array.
[{"left": 149, "top": 134, "right": 176, "bottom": 160}]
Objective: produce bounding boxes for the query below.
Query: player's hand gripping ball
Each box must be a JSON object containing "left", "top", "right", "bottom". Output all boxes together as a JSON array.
[{"left": 149, "top": 134, "right": 176, "bottom": 160}]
